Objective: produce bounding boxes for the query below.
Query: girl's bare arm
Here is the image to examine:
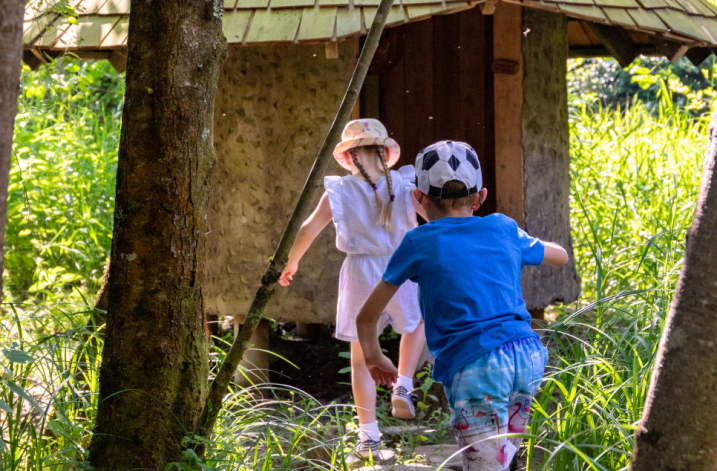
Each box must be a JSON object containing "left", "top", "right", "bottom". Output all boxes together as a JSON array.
[{"left": 279, "top": 192, "right": 333, "bottom": 286}]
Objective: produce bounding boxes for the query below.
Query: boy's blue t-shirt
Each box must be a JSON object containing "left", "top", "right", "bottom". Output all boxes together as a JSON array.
[{"left": 382, "top": 214, "right": 545, "bottom": 387}]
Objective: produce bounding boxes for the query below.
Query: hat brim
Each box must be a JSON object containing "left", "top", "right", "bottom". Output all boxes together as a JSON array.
[{"left": 333, "top": 137, "right": 401, "bottom": 171}]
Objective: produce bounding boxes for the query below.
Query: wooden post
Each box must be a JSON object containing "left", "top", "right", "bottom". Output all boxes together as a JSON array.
[
  {"left": 295, "top": 322, "right": 323, "bottom": 339},
  {"left": 528, "top": 308, "right": 545, "bottom": 330},
  {"left": 233, "top": 317, "right": 270, "bottom": 386},
  {"left": 520, "top": 9, "right": 581, "bottom": 310},
  {"left": 493, "top": 2, "right": 524, "bottom": 228}
]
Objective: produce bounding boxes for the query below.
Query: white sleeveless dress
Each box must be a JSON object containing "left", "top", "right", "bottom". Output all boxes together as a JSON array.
[{"left": 324, "top": 165, "right": 422, "bottom": 342}]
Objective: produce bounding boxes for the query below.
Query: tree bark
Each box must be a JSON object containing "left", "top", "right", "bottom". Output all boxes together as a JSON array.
[
  {"left": 0, "top": 0, "right": 25, "bottom": 299},
  {"left": 87, "top": 0, "right": 226, "bottom": 468},
  {"left": 631, "top": 107, "right": 717, "bottom": 470},
  {"left": 197, "top": 0, "right": 395, "bottom": 441}
]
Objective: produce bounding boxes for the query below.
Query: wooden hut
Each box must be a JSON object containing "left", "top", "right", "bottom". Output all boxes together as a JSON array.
[{"left": 22, "top": 0, "right": 717, "bottom": 345}]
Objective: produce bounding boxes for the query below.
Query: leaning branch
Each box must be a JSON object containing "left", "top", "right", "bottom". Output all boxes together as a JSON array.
[{"left": 198, "top": 0, "right": 395, "bottom": 439}]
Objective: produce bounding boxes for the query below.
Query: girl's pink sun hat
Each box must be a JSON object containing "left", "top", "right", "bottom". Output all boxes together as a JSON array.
[{"left": 333, "top": 119, "right": 401, "bottom": 170}]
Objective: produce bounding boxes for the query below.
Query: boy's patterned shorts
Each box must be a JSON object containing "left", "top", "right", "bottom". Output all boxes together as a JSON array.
[{"left": 443, "top": 337, "right": 549, "bottom": 471}]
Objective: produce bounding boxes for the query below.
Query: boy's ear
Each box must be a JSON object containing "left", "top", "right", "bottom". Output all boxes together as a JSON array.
[
  {"left": 413, "top": 188, "right": 426, "bottom": 206},
  {"left": 479, "top": 188, "right": 488, "bottom": 205}
]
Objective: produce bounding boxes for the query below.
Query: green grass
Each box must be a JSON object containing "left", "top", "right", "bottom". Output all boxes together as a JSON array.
[
  {"left": 0, "top": 304, "right": 101, "bottom": 470},
  {"left": 0, "top": 59, "right": 707, "bottom": 469},
  {"left": 522, "top": 88, "right": 705, "bottom": 470},
  {"left": 0, "top": 303, "right": 366, "bottom": 470},
  {"left": 6, "top": 58, "right": 122, "bottom": 305}
]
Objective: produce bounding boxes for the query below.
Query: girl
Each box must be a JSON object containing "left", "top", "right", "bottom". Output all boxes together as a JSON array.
[{"left": 279, "top": 119, "right": 426, "bottom": 464}]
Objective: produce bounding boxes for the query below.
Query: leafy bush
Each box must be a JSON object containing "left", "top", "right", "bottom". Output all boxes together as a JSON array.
[
  {"left": 6, "top": 58, "right": 123, "bottom": 304},
  {"left": 569, "top": 86, "right": 705, "bottom": 302},
  {"left": 569, "top": 56, "right": 716, "bottom": 112}
]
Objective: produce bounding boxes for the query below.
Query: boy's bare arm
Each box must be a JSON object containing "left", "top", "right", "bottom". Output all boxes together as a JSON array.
[
  {"left": 356, "top": 280, "right": 400, "bottom": 386},
  {"left": 542, "top": 241, "right": 569, "bottom": 267},
  {"left": 279, "top": 192, "right": 333, "bottom": 286}
]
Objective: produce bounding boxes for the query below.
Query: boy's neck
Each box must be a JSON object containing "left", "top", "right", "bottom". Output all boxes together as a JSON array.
[{"left": 426, "top": 208, "right": 475, "bottom": 221}]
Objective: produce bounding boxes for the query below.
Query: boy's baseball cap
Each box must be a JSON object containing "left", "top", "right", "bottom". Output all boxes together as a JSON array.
[{"left": 415, "top": 141, "right": 482, "bottom": 199}]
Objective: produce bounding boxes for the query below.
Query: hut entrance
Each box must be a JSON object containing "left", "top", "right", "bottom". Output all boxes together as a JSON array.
[{"left": 361, "top": 7, "right": 496, "bottom": 216}]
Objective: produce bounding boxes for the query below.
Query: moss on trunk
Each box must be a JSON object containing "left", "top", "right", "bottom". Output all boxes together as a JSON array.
[{"left": 87, "top": 0, "right": 227, "bottom": 469}]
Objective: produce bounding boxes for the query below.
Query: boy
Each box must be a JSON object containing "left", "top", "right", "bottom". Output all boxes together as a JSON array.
[{"left": 356, "top": 141, "right": 569, "bottom": 470}]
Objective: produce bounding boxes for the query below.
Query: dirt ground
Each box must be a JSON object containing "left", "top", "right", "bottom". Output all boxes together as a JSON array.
[{"left": 268, "top": 322, "right": 403, "bottom": 403}]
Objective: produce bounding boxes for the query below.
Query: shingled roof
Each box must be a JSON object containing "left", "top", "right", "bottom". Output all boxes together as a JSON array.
[{"left": 22, "top": 0, "right": 717, "bottom": 63}]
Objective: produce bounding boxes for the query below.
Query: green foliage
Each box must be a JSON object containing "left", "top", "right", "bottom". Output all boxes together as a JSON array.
[
  {"left": 569, "top": 87, "right": 704, "bottom": 302},
  {"left": 7, "top": 58, "right": 123, "bottom": 303},
  {"left": 522, "top": 88, "right": 705, "bottom": 469},
  {"left": 569, "top": 56, "right": 716, "bottom": 112},
  {"left": 2, "top": 55, "right": 707, "bottom": 470},
  {"left": 0, "top": 304, "right": 103, "bottom": 470}
]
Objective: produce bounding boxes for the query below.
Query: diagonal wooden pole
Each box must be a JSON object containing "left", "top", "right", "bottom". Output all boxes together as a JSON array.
[{"left": 198, "top": 0, "right": 395, "bottom": 439}]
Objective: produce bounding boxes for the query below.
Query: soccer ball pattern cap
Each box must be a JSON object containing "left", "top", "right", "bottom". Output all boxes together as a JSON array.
[{"left": 415, "top": 141, "right": 482, "bottom": 199}]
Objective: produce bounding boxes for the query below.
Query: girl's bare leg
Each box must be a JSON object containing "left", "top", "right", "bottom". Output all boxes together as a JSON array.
[
  {"left": 351, "top": 341, "right": 377, "bottom": 424},
  {"left": 397, "top": 321, "right": 426, "bottom": 378},
  {"left": 347, "top": 342, "right": 395, "bottom": 463}
]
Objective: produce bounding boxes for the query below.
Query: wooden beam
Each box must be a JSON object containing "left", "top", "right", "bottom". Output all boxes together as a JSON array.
[
  {"left": 685, "top": 46, "right": 712, "bottom": 66},
  {"left": 493, "top": 2, "right": 524, "bottom": 227},
  {"left": 74, "top": 50, "right": 113, "bottom": 60},
  {"left": 22, "top": 49, "right": 46, "bottom": 70},
  {"left": 670, "top": 44, "right": 689, "bottom": 64},
  {"left": 652, "top": 37, "right": 690, "bottom": 64},
  {"left": 481, "top": 0, "right": 498, "bottom": 15},
  {"left": 568, "top": 45, "right": 659, "bottom": 58},
  {"left": 588, "top": 22, "right": 636, "bottom": 68},
  {"left": 325, "top": 41, "right": 339, "bottom": 59},
  {"left": 108, "top": 48, "right": 128, "bottom": 73}
]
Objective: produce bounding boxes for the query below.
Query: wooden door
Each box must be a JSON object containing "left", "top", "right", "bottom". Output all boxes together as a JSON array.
[{"left": 361, "top": 8, "right": 496, "bottom": 215}]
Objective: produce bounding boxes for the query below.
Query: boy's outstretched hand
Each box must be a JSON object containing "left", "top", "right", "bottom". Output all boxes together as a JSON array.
[
  {"left": 365, "top": 353, "right": 398, "bottom": 387},
  {"left": 356, "top": 280, "right": 402, "bottom": 387}
]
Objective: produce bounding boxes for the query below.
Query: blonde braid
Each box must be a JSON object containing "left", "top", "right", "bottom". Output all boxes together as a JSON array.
[
  {"left": 377, "top": 146, "right": 393, "bottom": 231},
  {"left": 349, "top": 147, "right": 384, "bottom": 222}
]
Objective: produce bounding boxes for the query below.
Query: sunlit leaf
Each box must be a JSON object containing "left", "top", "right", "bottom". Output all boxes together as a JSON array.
[
  {"left": 6, "top": 380, "right": 43, "bottom": 413},
  {"left": 3, "top": 348, "right": 34, "bottom": 364}
]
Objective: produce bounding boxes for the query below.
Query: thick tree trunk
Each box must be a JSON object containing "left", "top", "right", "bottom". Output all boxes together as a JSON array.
[
  {"left": 87, "top": 0, "right": 226, "bottom": 468},
  {"left": 631, "top": 108, "right": 717, "bottom": 470},
  {"left": 0, "top": 0, "right": 24, "bottom": 299}
]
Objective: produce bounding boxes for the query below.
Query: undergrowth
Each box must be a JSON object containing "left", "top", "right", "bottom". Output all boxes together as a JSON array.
[
  {"left": 0, "top": 59, "right": 707, "bottom": 469},
  {"left": 6, "top": 58, "right": 122, "bottom": 304},
  {"left": 522, "top": 89, "right": 705, "bottom": 470}
]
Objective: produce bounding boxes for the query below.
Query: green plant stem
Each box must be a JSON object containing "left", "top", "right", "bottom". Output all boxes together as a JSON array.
[{"left": 197, "top": 0, "right": 396, "bottom": 441}]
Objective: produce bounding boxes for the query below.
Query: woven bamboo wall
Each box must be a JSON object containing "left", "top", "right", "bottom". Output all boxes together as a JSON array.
[{"left": 206, "top": 41, "right": 358, "bottom": 325}]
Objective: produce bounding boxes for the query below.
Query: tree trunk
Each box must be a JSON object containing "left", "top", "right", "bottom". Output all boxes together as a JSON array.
[
  {"left": 0, "top": 0, "right": 24, "bottom": 299},
  {"left": 631, "top": 107, "right": 717, "bottom": 470},
  {"left": 87, "top": 0, "right": 226, "bottom": 468}
]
